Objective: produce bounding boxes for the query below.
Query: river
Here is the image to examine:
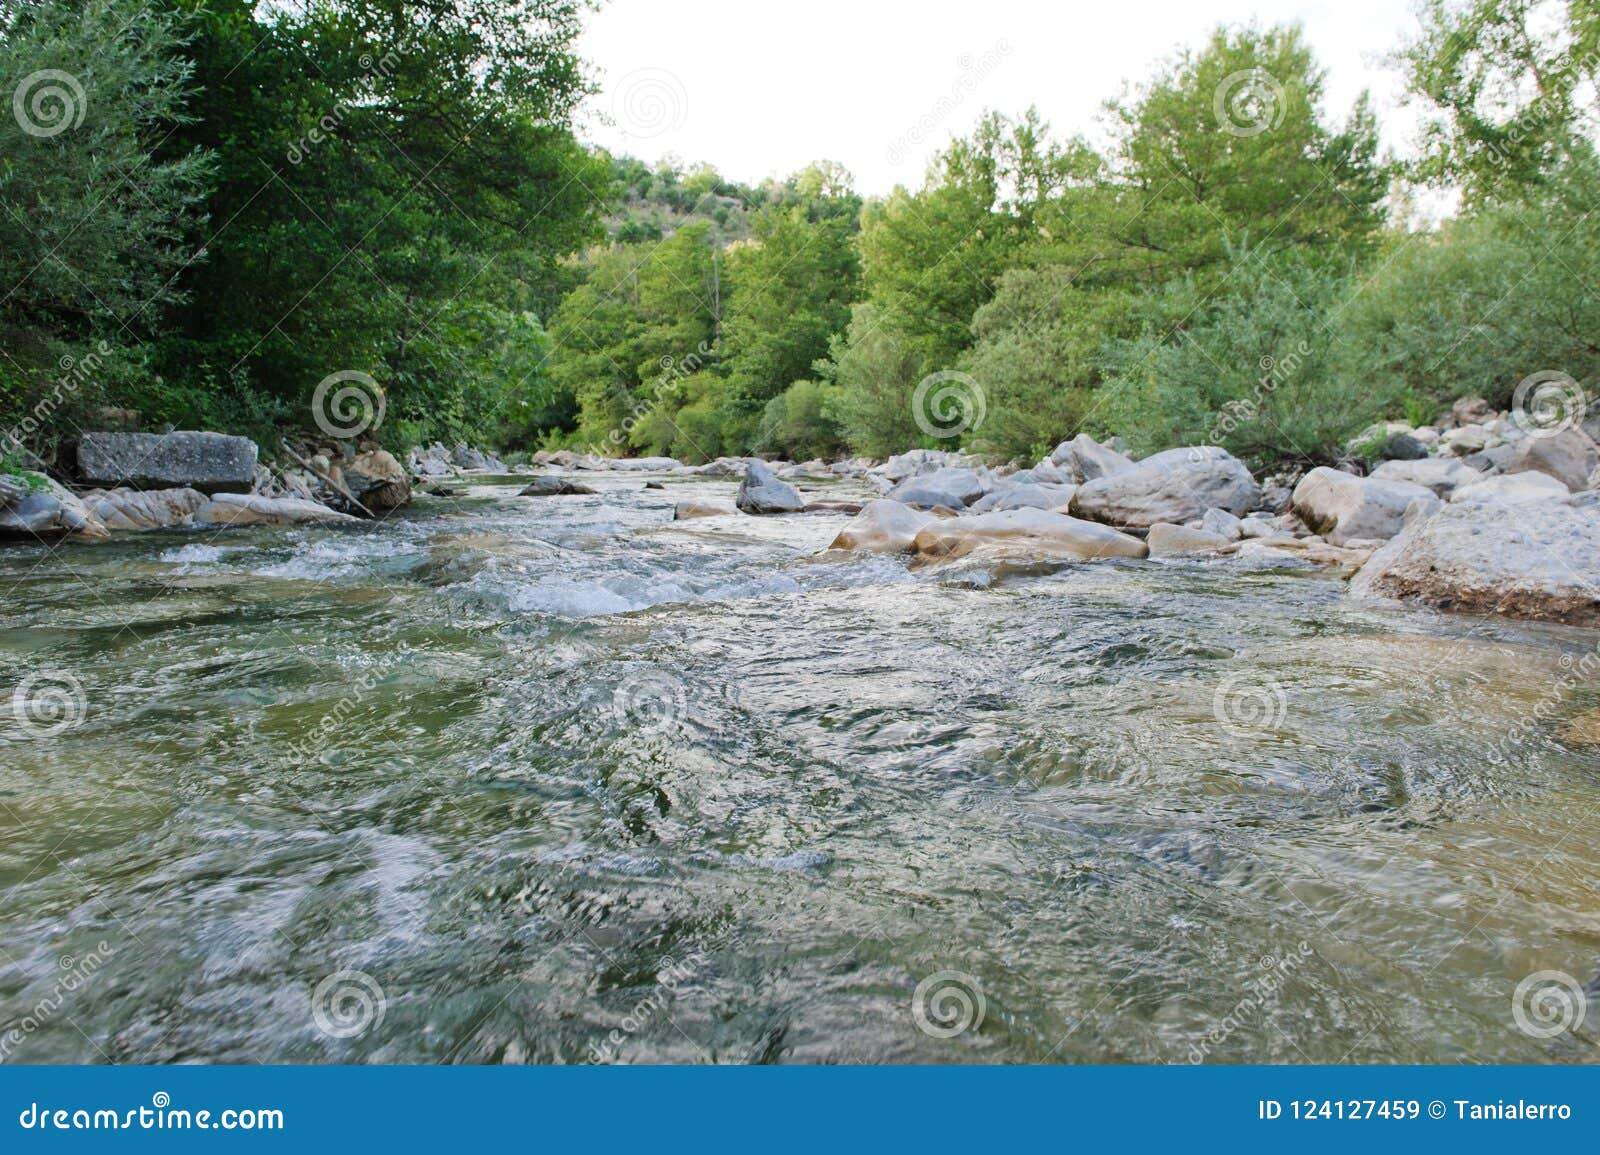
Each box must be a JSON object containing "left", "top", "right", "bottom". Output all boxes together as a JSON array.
[{"left": 1, "top": 469, "right": 1596, "bottom": 1063}]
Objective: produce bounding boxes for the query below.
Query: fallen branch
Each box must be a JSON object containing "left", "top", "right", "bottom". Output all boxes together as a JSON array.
[{"left": 279, "top": 440, "right": 375, "bottom": 519}]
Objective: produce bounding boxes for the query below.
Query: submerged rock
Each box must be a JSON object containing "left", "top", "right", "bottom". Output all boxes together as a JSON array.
[
  {"left": 1070, "top": 446, "right": 1260, "bottom": 527},
  {"left": 1350, "top": 492, "right": 1600, "bottom": 626},
  {"left": 77, "top": 431, "right": 258, "bottom": 494},
  {"left": 827, "top": 499, "right": 934, "bottom": 553},
  {"left": 911, "top": 507, "right": 1148, "bottom": 563},
  {"left": 736, "top": 461, "right": 804, "bottom": 514}
]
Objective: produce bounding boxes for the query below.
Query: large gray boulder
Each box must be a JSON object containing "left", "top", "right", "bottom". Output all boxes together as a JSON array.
[
  {"left": 1351, "top": 492, "right": 1600, "bottom": 627},
  {"left": 1505, "top": 427, "right": 1600, "bottom": 492},
  {"left": 1449, "top": 472, "right": 1570, "bottom": 506},
  {"left": 968, "top": 482, "right": 1077, "bottom": 513},
  {"left": 81, "top": 486, "right": 207, "bottom": 530},
  {"left": 827, "top": 499, "right": 934, "bottom": 553},
  {"left": 886, "top": 466, "right": 987, "bottom": 509},
  {"left": 1048, "top": 434, "right": 1135, "bottom": 484},
  {"left": 1070, "top": 446, "right": 1260, "bottom": 528},
  {"left": 77, "top": 431, "right": 257, "bottom": 494},
  {"left": 736, "top": 460, "right": 804, "bottom": 514},
  {"left": 911, "top": 507, "right": 1147, "bottom": 563},
  {"left": 1370, "top": 457, "right": 1480, "bottom": 499},
  {"left": 0, "top": 474, "right": 108, "bottom": 541},
  {"left": 1291, "top": 467, "right": 1436, "bottom": 546}
]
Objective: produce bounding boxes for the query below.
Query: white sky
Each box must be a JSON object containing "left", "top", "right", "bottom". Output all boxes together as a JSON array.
[{"left": 575, "top": 0, "right": 1427, "bottom": 195}]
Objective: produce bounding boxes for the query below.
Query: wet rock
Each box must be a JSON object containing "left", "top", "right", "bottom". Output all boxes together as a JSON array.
[
  {"left": 0, "top": 474, "right": 109, "bottom": 541},
  {"left": 345, "top": 449, "right": 411, "bottom": 510},
  {"left": 912, "top": 507, "right": 1148, "bottom": 563},
  {"left": 674, "top": 501, "right": 734, "bottom": 520},
  {"left": 1505, "top": 427, "right": 1600, "bottom": 492},
  {"left": 1147, "top": 523, "right": 1232, "bottom": 556},
  {"left": 1290, "top": 467, "right": 1435, "bottom": 546},
  {"left": 827, "top": 499, "right": 934, "bottom": 553},
  {"left": 191, "top": 493, "right": 358, "bottom": 527},
  {"left": 81, "top": 486, "right": 207, "bottom": 530},
  {"left": 519, "top": 476, "right": 596, "bottom": 497},
  {"left": 77, "top": 431, "right": 258, "bottom": 494},
  {"left": 1070, "top": 446, "right": 1260, "bottom": 528},
  {"left": 1350, "top": 492, "right": 1600, "bottom": 626},
  {"left": 736, "top": 461, "right": 804, "bottom": 514}
]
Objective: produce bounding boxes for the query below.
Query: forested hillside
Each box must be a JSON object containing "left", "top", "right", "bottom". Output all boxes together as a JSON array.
[{"left": 3, "top": 1, "right": 1597, "bottom": 473}]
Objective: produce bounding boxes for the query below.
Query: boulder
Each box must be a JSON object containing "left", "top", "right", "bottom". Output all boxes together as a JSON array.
[
  {"left": 886, "top": 466, "right": 987, "bottom": 509},
  {"left": 191, "top": 493, "right": 357, "bottom": 527},
  {"left": 1370, "top": 457, "right": 1480, "bottom": 499},
  {"left": 1070, "top": 446, "right": 1260, "bottom": 528},
  {"left": 1451, "top": 396, "right": 1494, "bottom": 425},
  {"left": 827, "top": 500, "right": 933, "bottom": 553},
  {"left": 76, "top": 431, "right": 258, "bottom": 494},
  {"left": 1505, "top": 427, "right": 1599, "bottom": 492},
  {"left": 968, "top": 483, "right": 1077, "bottom": 514},
  {"left": 344, "top": 449, "right": 411, "bottom": 510},
  {"left": 1147, "top": 523, "right": 1232, "bottom": 556},
  {"left": 1200, "top": 508, "right": 1244, "bottom": 540},
  {"left": 1350, "top": 492, "right": 1600, "bottom": 626},
  {"left": 451, "top": 443, "right": 489, "bottom": 470},
  {"left": 0, "top": 474, "right": 109, "bottom": 541},
  {"left": 1450, "top": 472, "right": 1571, "bottom": 506},
  {"left": 81, "top": 486, "right": 207, "bottom": 530},
  {"left": 519, "top": 476, "right": 596, "bottom": 497},
  {"left": 1048, "top": 434, "right": 1135, "bottom": 483},
  {"left": 673, "top": 501, "right": 734, "bottom": 520},
  {"left": 911, "top": 507, "right": 1148, "bottom": 563},
  {"left": 1377, "top": 432, "right": 1429, "bottom": 461},
  {"left": 1290, "top": 467, "right": 1436, "bottom": 546},
  {"left": 736, "top": 461, "right": 804, "bottom": 514}
]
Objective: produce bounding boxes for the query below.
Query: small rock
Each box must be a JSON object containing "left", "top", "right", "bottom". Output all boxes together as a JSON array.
[
  {"left": 736, "top": 461, "right": 805, "bottom": 514},
  {"left": 519, "top": 477, "right": 596, "bottom": 497}
]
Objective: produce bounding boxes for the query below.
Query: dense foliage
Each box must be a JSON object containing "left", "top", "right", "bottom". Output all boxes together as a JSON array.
[{"left": 2, "top": 1, "right": 1595, "bottom": 470}]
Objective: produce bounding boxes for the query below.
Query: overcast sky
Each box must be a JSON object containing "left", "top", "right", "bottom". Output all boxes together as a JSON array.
[{"left": 575, "top": 0, "right": 1427, "bottom": 194}]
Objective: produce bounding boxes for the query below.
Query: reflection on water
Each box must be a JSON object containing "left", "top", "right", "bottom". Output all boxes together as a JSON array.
[{"left": 1, "top": 472, "right": 1597, "bottom": 1063}]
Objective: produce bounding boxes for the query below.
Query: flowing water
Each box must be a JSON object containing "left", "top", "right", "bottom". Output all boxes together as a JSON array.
[{"left": 2, "top": 470, "right": 1597, "bottom": 1064}]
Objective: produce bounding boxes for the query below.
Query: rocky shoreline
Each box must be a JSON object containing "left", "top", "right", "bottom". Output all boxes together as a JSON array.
[{"left": 5, "top": 398, "right": 1597, "bottom": 629}]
